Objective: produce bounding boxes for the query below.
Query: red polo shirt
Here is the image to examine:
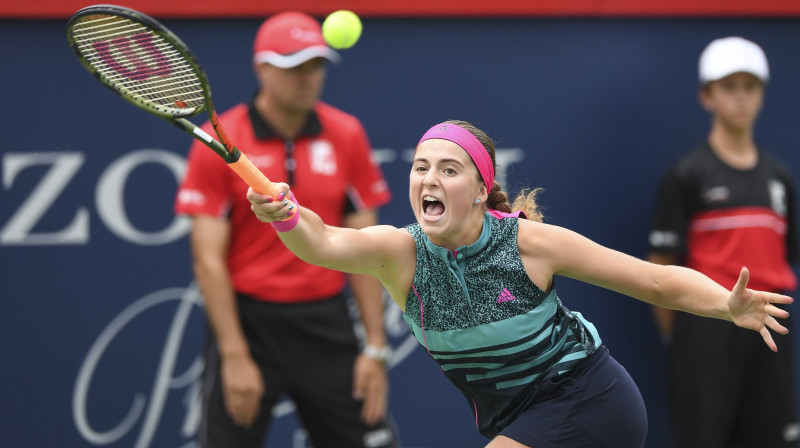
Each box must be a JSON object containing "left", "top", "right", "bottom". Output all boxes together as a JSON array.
[{"left": 175, "top": 100, "right": 391, "bottom": 302}]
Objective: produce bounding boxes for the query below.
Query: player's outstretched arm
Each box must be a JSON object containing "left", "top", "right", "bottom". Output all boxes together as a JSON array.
[
  {"left": 519, "top": 220, "right": 793, "bottom": 352},
  {"left": 246, "top": 185, "right": 406, "bottom": 281}
]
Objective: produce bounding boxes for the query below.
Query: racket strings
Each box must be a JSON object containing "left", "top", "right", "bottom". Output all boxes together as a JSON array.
[{"left": 70, "top": 14, "right": 205, "bottom": 116}]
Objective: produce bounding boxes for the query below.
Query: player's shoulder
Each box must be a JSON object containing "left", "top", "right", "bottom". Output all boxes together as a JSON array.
[
  {"left": 516, "top": 219, "right": 575, "bottom": 260},
  {"left": 367, "top": 224, "right": 413, "bottom": 241},
  {"left": 362, "top": 225, "right": 416, "bottom": 264}
]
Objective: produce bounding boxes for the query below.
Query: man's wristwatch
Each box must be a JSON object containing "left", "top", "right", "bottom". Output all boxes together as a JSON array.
[{"left": 363, "top": 344, "right": 393, "bottom": 364}]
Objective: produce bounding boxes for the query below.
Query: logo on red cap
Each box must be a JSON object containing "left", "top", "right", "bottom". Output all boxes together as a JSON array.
[{"left": 289, "top": 26, "right": 321, "bottom": 44}]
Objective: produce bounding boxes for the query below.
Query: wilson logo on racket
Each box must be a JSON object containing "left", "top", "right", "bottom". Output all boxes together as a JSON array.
[{"left": 92, "top": 33, "right": 172, "bottom": 81}]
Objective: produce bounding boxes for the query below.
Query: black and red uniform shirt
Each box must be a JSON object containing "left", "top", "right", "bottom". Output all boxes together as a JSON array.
[
  {"left": 174, "top": 99, "right": 391, "bottom": 303},
  {"left": 649, "top": 142, "right": 798, "bottom": 292}
]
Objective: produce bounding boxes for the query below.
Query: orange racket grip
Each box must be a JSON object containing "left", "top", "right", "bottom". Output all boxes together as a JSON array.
[
  {"left": 228, "top": 153, "right": 296, "bottom": 221},
  {"left": 228, "top": 153, "right": 275, "bottom": 195}
]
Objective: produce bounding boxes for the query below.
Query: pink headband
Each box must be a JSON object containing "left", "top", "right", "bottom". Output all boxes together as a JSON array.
[{"left": 417, "top": 123, "right": 494, "bottom": 189}]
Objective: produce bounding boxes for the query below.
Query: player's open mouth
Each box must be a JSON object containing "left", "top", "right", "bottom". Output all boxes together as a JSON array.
[{"left": 423, "top": 195, "right": 445, "bottom": 217}]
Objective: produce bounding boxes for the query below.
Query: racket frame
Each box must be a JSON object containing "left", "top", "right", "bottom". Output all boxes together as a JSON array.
[{"left": 66, "top": 4, "right": 283, "bottom": 199}]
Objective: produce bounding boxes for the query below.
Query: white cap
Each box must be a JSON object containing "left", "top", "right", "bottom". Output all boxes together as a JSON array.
[{"left": 698, "top": 37, "right": 769, "bottom": 84}]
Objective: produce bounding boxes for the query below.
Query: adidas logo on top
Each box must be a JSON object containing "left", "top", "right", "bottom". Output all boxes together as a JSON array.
[{"left": 496, "top": 288, "right": 517, "bottom": 303}]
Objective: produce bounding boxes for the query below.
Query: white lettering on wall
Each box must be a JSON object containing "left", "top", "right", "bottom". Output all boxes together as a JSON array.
[
  {"left": 95, "top": 149, "right": 190, "bottom": 245},
  {"left": 72, "top": 285, "right": 203, "bottom": 447},
  {"left": 1, "top": 150, "right": 190, "bottom": 246},
  {"left": 495, "top": 148, "right": 525, "bottom": 189},
  {"left": 1, "top": 152, "right": 88, "bottom": 245}
]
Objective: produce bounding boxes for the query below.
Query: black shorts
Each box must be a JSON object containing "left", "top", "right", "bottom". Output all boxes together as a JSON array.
[
  {"left": 499, "top": 346, "right": 648, "bottom": 447},
  {"left": 197, "top": 293, "right": 399, "bottom": 448},
  {"left": 668, "top": 312, "right": 799, "bottom": 448}
]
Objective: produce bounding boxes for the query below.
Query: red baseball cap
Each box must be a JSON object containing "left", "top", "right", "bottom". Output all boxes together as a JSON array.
[{"left": 253, "top": 11, "right": 341, "bottom": 68}]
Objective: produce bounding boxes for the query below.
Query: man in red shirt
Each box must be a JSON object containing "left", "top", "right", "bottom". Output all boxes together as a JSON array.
[{"left": 175, "top": 11, "right": 397, "bottom": 448}]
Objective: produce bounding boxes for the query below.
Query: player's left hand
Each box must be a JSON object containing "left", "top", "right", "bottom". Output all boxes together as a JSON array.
[
  {"left": 728, "top": 267, "right": 793, "bottom": 352},
  {"left": 352, "top": 353, "right": 388, "bottom": 424}
]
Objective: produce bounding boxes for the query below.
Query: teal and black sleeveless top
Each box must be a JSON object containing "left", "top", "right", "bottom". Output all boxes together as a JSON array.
[{"left": 403, "top": 212, "right": 602, "bottom": 438}]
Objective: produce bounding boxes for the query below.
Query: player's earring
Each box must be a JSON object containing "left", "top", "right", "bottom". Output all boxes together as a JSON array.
[{"left": 474, "top": 198, "right": 481, "bottom": 204}]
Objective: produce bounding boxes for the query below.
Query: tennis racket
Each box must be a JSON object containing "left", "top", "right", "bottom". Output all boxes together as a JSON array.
[{"left": 66, "top": 4, "right": 293, "bottom": 208}]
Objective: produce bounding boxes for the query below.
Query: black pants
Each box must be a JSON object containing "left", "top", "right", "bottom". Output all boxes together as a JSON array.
[
  {"left": 668, "top": 312, "right": 798, "bottom": 448},
  {"left": 197, "top": 293, "right": 399, "bottom": 448}
]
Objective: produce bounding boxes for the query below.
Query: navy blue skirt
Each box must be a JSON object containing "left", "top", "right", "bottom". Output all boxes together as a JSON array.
[{"left": 498, "top": 346, "right": 648, "bottom": 448}]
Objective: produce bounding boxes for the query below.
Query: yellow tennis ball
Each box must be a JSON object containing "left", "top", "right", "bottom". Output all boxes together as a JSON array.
[{"left": 322, "top": 10, "right": 362, "bottom": 50}]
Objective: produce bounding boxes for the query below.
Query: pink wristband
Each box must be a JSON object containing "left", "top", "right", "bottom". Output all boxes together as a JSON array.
[{"left": 270, "top": 192, "right": 300, "bottom": 232}]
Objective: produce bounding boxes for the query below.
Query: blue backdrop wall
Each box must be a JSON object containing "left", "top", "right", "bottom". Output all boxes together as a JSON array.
[{"left": 1, "top": 16, "right": 799, "bottom": 448}]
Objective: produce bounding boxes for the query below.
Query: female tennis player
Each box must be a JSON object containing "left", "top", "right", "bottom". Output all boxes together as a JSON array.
[{"left": 247, "top": 120, "right": 792, "bottom": 448}]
